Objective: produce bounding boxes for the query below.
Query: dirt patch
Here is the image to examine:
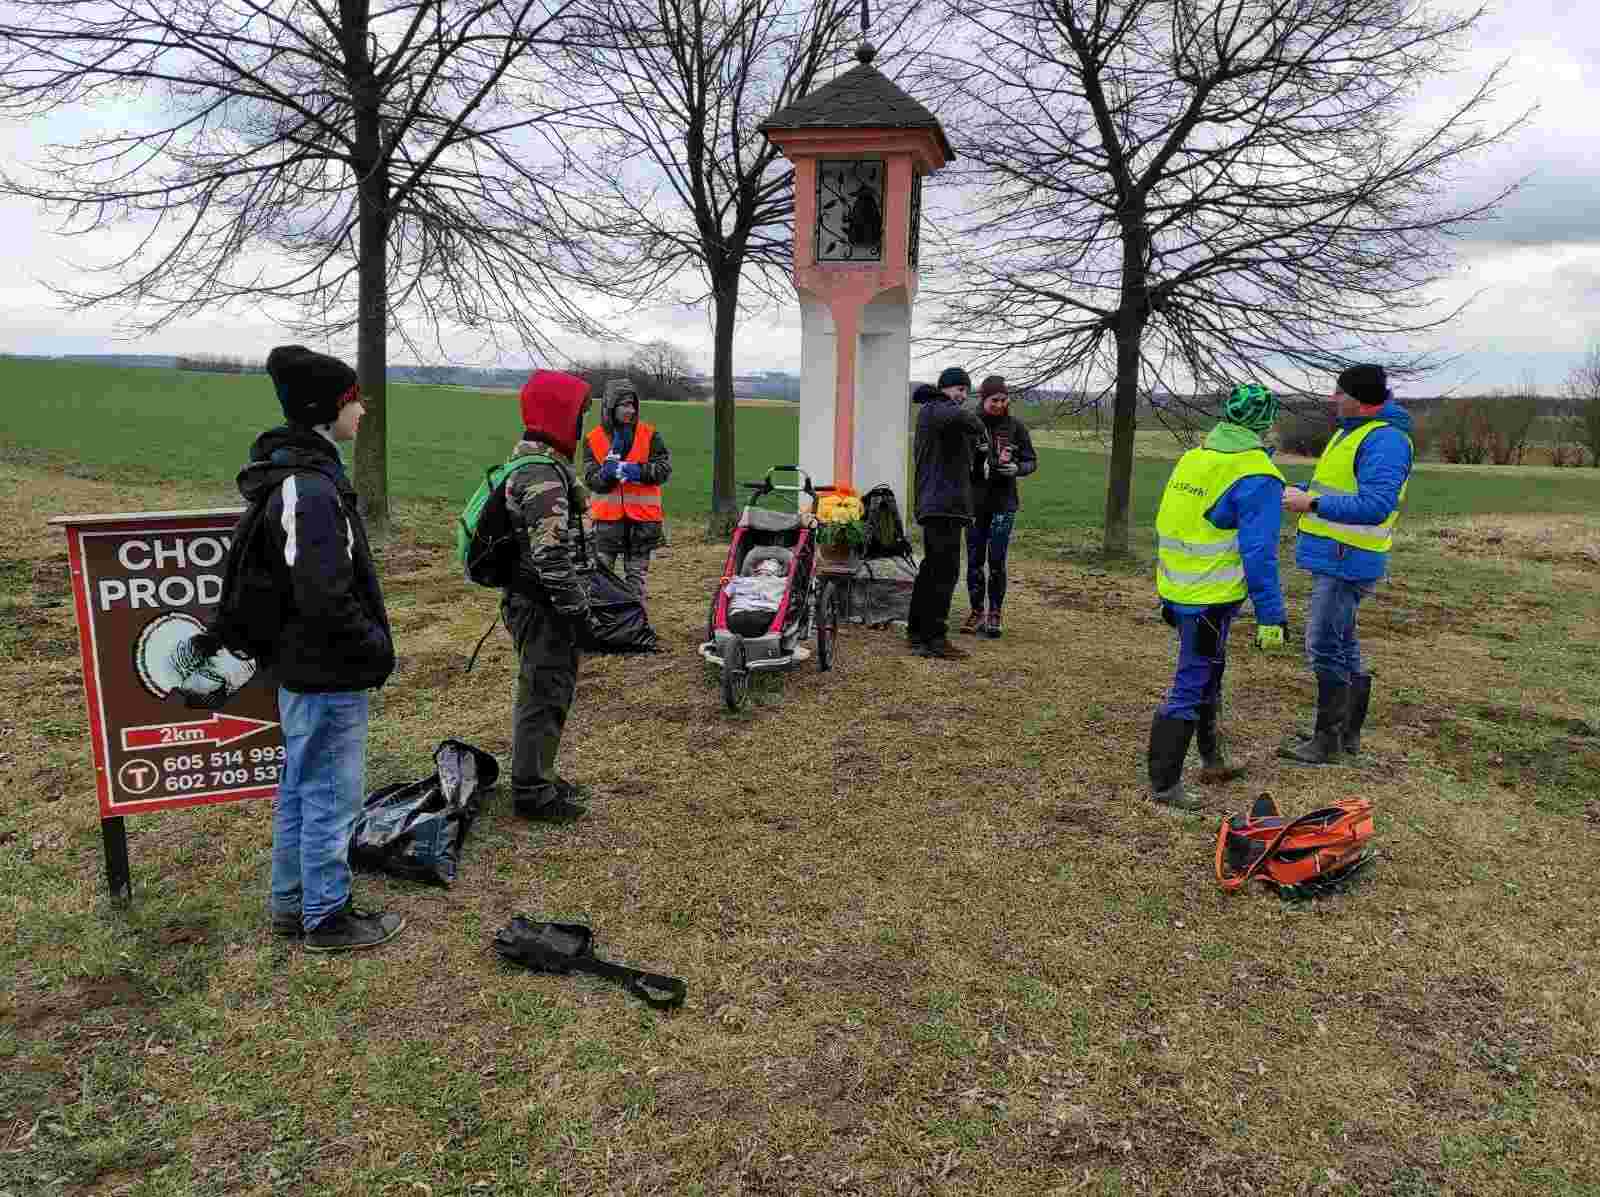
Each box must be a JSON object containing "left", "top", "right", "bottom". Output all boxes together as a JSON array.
[{"left": 5, "top": 974, "right": 153, "bottom": 1030}]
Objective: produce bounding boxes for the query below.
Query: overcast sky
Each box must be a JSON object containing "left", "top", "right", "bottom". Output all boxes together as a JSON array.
[{"left": 1, "top": 1, "right": 1595, "bottom": 393}]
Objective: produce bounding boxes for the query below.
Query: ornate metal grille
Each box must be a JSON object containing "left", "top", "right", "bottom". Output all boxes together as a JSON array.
[
  {"left": 908, "top": 170, "right": 924, "bottom": 268},
  {"left": 815, "top": 159, "right": 884, "bottom": 262}
]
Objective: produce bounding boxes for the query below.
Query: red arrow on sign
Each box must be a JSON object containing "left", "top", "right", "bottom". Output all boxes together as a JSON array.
[{"left": 121, "top": 714, "right": 278, "bottom": 753}]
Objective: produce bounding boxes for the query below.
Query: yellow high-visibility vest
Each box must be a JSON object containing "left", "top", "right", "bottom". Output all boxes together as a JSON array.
[
  {"left": 1297, "top": 421, "right": 1411, "bottom": 554},
  {"left": 1156, "top": 447, "right": 1284, "bottom": 605}
]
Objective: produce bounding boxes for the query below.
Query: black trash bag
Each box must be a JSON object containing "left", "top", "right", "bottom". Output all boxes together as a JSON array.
[
  {"left": 349, "top": 739, "right": 500, "bottom": 886},
  {"left": 493, "top": 915, "right": 686, "bottom": 1010},
  {"left": 580, "top": 559, "right": 660, "bottom": 654}
]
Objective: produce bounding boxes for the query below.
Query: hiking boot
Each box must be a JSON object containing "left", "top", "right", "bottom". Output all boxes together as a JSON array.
[
  {"left": 1195, "top": 703, "right": 1246, "bottom": 784},
  {"left": 915, "top": 637, "right": 969, "bottom": 660},
  {"left": 270, "top": 895, "right": 352, "bottom": 938},
  {"left": 1278, "top": 678, "right": 1349, "bottom": 766},
  {"left": 1343, "top": 674, "right": 1373, "bottom": 755},
  {"left": 984, "top": 609, "right": 1003, "bottom": 639},
  {"left": 303, "top": 907, "right": 406, "bottom": 953},
  {"left": 1148, "top": 715, "right": 1201, "bottom": 811},
  {"left": 959, "top": 610, "right": 983, "bottom": 635},
  {"left": 514, "top": 780, "right": 588, "bottom": 821}
]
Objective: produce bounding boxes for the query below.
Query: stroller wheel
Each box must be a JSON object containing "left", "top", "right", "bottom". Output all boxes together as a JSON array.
[
  {"left": 816, "top": 579, "right": 841, "bottom": 672},
  {"left": 721, "top": 636, "right": 750, "bottom": 712}
]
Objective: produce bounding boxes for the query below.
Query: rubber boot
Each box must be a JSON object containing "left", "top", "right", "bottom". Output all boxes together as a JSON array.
[
  {"left": 1148, "top": 715, "right": 1200, "bottom": 811},
  {"left": 1278, "top": 678, "right": 1348, "bottom": 766},
  {"left": 1195, "top": 704, "right": 1247, "bottom": 784},
  {"left": 1343, "top": 674, "right": 1373, "bottom": 755}
]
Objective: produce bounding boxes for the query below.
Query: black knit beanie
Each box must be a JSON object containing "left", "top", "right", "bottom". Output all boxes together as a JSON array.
[
  {"left": 1336, "top": 364, "right": 1388, "bottom": 407},
  {"left": 266, "top": 345, "right": 359, "bottom": 426}
]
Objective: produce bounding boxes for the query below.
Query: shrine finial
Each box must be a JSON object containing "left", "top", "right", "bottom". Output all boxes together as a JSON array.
[{"left": 856, "top": 0, "right": 876, "bottom": 64}]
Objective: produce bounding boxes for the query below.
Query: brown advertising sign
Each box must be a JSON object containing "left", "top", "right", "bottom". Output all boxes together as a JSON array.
[{"left": 50, "top": 509, "right": 283, "bottom": 818}]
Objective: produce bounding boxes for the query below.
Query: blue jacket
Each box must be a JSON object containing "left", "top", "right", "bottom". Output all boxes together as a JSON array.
[
  {"left": 1293, "top": 400, "right": 1414, "bottom": 583},
  {"left": 913, "top": 391, "right": 989, "bottom": 524},
  {"left": 1167, "top": 472, "right": 1287, "bottom": 628}
]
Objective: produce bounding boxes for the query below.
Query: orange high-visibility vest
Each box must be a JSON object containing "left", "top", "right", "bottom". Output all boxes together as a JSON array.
[{"left": 587, "top": 423, "right": 664, "bottom": 523}]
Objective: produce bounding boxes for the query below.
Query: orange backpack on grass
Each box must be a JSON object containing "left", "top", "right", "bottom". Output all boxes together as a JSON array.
[{"left": 1215, "top": 795, "right": 1375, "bottom": 897}]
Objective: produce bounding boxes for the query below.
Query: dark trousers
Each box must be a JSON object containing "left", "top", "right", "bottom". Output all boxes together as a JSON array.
[
  {"left": 1156, "top": 603, "right": 1238, "bottom": 721},
  {"left": 908, "top": 517, "right": 965, "bottom": 644},
  {"left": 504, "top": 594, "right": 581, "bottom": 803},
  {"left": 966, "top": 510, "right": 1016, "bottom": 612}
]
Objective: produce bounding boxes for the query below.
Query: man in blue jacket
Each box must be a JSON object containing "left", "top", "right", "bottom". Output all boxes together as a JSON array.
[
  {"left": 1279, "top": 364, "right": 1414, "bottom": 765},
  {"left": 1149, "top": 383, "right": 1289, "bottom": 811}
]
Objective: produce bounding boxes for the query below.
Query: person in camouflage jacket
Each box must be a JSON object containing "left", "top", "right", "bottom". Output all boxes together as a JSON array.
[{"left": 503, "top": 369, "right": 593, "bottom": 821}]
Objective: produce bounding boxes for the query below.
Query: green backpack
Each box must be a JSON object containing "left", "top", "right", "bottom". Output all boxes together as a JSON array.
[{"left": 457, "top": 453, "right": 553, "bottom": 588}]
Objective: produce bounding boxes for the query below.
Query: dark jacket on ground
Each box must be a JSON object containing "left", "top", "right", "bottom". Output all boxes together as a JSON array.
[
  {"left": 581, "top": 379, "right": 672, "bottom": 556},
  {"left": 913, "top": 390, "right": 990, "bottom": 524},
  {"left": 973, "top": 411, "right": 1038, "bottom": 515},
  {"left": 238, "top": 426, "right": 394, "bottom": 693}
]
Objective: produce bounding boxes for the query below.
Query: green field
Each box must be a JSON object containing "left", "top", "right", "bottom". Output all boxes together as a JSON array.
[{"left": 5, "top": 359, "right": 1597, "bottom": 539}]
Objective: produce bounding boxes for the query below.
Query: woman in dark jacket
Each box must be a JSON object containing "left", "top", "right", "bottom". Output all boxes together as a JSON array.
[{"left": 961, "top": 376, "right": 1037, "bottom": 639}]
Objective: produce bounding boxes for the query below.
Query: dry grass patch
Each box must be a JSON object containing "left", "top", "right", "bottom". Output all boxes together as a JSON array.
[{"left": 3, "top": 461, "right": 1599, "bottom": 1195}]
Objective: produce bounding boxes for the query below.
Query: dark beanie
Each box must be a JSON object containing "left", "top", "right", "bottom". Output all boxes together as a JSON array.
[
  {"left": 937, "top": 366, "right": 972, "bottom": 391},
  {"left": 979, "top": 375, "right": 1008, "bottom": 400},
  {"left": 266, "top": 345, "right": 359, "bottom": 426},
  {"left": 1336, "top": 364, "right": 1388, "bottom": 407}
]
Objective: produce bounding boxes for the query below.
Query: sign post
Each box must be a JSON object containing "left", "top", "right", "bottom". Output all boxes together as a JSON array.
[{"left": 49, "top": 509, "right": 284, "bottom": 903}]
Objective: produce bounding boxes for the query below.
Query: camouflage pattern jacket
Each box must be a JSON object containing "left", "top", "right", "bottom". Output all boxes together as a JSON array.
[{"left": 504, "top": 438, "right": 589, "bottom": 617}]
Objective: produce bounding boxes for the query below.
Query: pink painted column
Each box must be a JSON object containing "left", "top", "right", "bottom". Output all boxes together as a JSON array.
[{"left": 832, "top": 303, "right": 860, "bottom": 487}]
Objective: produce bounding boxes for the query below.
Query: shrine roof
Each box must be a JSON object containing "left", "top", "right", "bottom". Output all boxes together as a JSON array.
[{"left": 759, "top": 59, "right": 955, "bottom": 161}]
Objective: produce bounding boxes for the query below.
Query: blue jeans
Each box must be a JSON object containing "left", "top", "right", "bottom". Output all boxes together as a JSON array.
[
  {"left": 1157, "top": 603, "right": 1238, "bottom": 721},
  {"left": 966, "top": 511, "right": 1016, "bottom": 611},
  {"left": 1305, "top": 574, "right": 1375, "bottom": 685},
  {"left": 272, "top": 688, "right": 370, "bottom": 932}
]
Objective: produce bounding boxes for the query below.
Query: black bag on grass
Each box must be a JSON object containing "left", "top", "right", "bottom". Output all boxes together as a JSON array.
[
  {"left": 579, "top": 559, "right": 661, "bottom": 654},
  {"left": 349, "top": 739, "right": 499, "bottom": 886},
  {"left": 493, "top": 916, "right": 686, "bottom": 1010}
]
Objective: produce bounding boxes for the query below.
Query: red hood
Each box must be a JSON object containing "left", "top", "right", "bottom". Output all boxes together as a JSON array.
[{"left": 518, "top": 370, "right": 591, "bottom": 459}]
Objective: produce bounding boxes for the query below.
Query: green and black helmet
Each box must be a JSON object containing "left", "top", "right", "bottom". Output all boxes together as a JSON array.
[{"left": 1222, "top": 382, "right": 1279, "bottom": 433}]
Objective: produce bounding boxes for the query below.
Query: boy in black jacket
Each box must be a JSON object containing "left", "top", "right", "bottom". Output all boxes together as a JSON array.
[
  {"left": 245, "top": 346, "right": 403, "bottom": 952},
  {"left": 908, "top": 367, "right": 990, "bottom": 659}
]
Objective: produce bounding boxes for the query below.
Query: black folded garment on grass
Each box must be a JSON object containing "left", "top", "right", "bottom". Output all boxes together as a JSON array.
[
  {"left": 349, "top": 739, "right": 499, "bottom": 886},
  {"left": 493, "top": 916, "right": 686, "bottom": 1010}
]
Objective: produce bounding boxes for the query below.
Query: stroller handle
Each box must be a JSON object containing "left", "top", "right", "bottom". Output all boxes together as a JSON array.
[{"left": 743, "top": 466, "right": 816, "bottom": 498}]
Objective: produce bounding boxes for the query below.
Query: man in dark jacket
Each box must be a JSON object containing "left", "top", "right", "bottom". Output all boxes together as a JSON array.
[
  {"left": 1279, "top": 364, "right": 1414, "bottom": 765},
  {"left": 907, "top": 367, "right": 990, "bottom": 659},
  {"left": 582, "top": 378, "right": 672, "bottom": 597},
  {"left": 505, "top": 370, "right": 594, "bottom": 820},
  {"left": 246, "top": 345, "right": 402, "bottom": 952},
  {"left": 961, "top": 375, "right": 1038, "bottom": 639}
]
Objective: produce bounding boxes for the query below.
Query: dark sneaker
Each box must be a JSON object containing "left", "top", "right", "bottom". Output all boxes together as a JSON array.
[
  {"left": 985, "top": 610, "right": 1003, "bottom": 639},
  {"left": 513, "top": 790, "right": 588, "bottom": 821},
  {"left": 303, "top": 908, "right": 406, "bottom": 953},
  {"left": 271, "top": 895, "right": 352, "bottom": 938},
  {"left": 959, "top": 610, "right": 983, "bottom": 635},
  {"left": 915, "top": 638, "right": 969, "bottom": 660},
  {"left": 1151, "top": 782, "right": 1202, "bottom": 813}
]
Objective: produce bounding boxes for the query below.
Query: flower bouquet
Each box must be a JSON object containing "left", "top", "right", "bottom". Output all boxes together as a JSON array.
[{"left": 815, "top": 489, "right": 865, "bottom": 568}]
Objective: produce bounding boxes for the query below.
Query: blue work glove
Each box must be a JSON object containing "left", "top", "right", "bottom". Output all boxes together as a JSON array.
[
  {"left": 619, "top": 462, "right": 643, "bottom": 483},
  {"left": 600, "top": 458, "right": 621, "bottom": 484}
]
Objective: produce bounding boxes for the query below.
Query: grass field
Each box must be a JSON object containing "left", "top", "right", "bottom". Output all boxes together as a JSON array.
[{"left": 2, "top": 359, "right": 1599, "bottom": 1196}]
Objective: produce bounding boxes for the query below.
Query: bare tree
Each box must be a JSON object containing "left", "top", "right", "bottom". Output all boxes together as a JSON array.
[
  {"left": 557, "top": 0, "right": 879, "bottom": 533},
  {"left": 1566, "top": 344, "right": 1600, "bottom": 468},
  {"left": 919, "top": 0, "right": 1526, "bottom": 553},
  {"left": 0, "top": 0, "right": 606, "bottom": 531},
  {"left": 629, "top": 339, "right": 693, "bottom": 397}
]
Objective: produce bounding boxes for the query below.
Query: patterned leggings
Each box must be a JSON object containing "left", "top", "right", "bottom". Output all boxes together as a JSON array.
[{"left": 966, "top": 511, "right": 1016, "bottom": 612}]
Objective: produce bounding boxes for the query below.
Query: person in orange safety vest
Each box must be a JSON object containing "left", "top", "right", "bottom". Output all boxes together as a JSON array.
[{"left": 581, "top": 379, "right": 672, "bottom": 597}]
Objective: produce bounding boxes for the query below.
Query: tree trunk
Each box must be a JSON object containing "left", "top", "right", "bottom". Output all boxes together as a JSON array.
[
  {"left": 707, "top": 273, "right": 741, "bottom": 538},
  {"left": 345, "top": 1, "right": 390, "bottom": 537},
  {"left": 1103, "top": 217, "right": 1149, "bottom": 556},
  {"left": 1102, "top": 328, "right": 1141, "bottom": 556}
]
